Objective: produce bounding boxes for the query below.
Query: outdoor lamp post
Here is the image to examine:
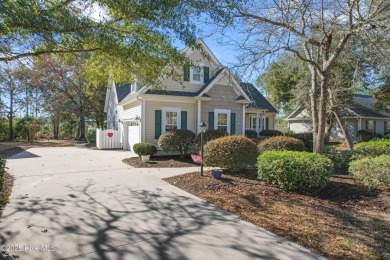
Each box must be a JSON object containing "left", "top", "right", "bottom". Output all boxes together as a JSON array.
[{"left": 200, "top": 122, "right": 207, "bottom": 176}]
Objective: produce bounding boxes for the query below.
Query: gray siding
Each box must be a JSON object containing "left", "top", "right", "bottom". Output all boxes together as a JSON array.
[{"left": 201, "top": 84, "right": 244, "bottom": 135}]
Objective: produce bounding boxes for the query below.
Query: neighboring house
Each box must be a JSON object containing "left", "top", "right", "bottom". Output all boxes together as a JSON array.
[
  {"left": 286, "top": 94, "right": 390, "bottom": 141},
  {"left": 104, "top": 40, "right": 278, "bottom": 150}
]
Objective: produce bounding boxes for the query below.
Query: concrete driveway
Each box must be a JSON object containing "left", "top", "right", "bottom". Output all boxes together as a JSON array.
[{"left": 1, "top": 147, "right": 322, "bottom": 260}]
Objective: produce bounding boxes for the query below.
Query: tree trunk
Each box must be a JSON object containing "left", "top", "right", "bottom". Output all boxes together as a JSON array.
[
  {"left": 8, "top": 87, "right": 14, "bottom": 140},
  {"left": 332, "top": 109, "right": 353, "bottom": 150},
  {"left": 315, "top": 76, "right": 329, "bottom": 154},
  {"left": 325, "top": 115, "right": 334, "bottom": 143},
  {"left": 309, "top": 65, "right": 318, "bottom": 152},
  {"left": 77, "top": 110, "right": 86, "bottom": 141}
]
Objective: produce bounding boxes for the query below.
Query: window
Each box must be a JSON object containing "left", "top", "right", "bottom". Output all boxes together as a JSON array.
[
  {"left": 217, "top": 113, "right": 228, "bottom": 132},
  {"left": 190, "top": 63, "right": 204, "bottom": 84},
  {"left": 385, "top": 121, "right": 390, "bottom": 134},
  {"left": 165, "top": 112, "right": 178, "bottom": 131},
  {"left": 162, "top": 107, "right": 181, "bottom": 133},
  {"left": 214, "top": 109, "right": 231, "bottom": 134},
  {"left": 366, "top": 120, "right": 375, "bottom": 133}
]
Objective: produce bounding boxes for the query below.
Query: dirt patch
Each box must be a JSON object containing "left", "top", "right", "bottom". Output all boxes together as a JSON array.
[
  {"left": 164, "top": 171, "right": 390, "bottom": 259},
  {"left": 123, "top": 155, "right": 197, "bottom": 168},
  {"left": 0, "top": 172, "right": 14, "bottom": 218}
]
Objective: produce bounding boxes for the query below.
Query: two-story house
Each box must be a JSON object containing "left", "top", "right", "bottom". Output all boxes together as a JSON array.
[{"left": 104, "top": 40, "right": 277, "bottom": 150}]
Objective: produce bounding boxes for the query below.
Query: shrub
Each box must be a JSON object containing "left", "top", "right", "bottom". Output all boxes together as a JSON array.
[
  {"left": 245, "top": 130, "right": 258, "bottom": 138},
  {"left": 158, "top": 129, "right": 196, "bottom": 157},
  {"left": 353, "top": 140, "right": 390, "bottom": 157},
  {"left": 259, "top": 129, "right": 283, "bottom": 137},
  {"left": 86, "top": 129, "right": 96, "bottom": 144},
  {"left": 203, "top": 135, "right": 259, "bottom": 171},
  {"left": 257, "top": 151, "right": 333, "bottom": 191},
  {"left": 349, "top": 155, "right": 390, "bottom": 190},
  {"left": 383, "top": 133, "right": 390, "bottom": 140},
  {"left": 195, "top": 129, "right": 227, "bottom": 149},
  {"left": 133, "top": 142, "right": 157, "bottom": 157},
  {"left": 258, "top": 136, "right": 306, "bottom": 153},
  {"left": 286, "top": 132, "right": 313, "bottom": 151},
  {"left": 0, "top": 157, "right": 5, "bottom": 191},
  {"left": 334, "top": 150, "right": 355, "bottom": 170},
  {"left": 285, "top": 129, "right": 295, "bottom": 135},
  {"left": 356, "top": 130, "right": 375, "bottom": 142},
  {"left": 14, "top": 116, "right": 41, "bottom": 141}
]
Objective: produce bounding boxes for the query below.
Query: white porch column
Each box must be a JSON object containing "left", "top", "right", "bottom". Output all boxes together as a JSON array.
[
  {"left": 197, "top": 100, "right": 201, "bottom": 134},
  {"left": 255, "top": 113, "right": 259, "bottom": 134},
  {"left": 242, "top": 104, "right": 245, "bottom": 136},
  {"left": 259, "top": 112, "right": 263, "bottom": 132},
  {"left": 141, "top": 99, "right": 146, "bottom": 142},
  {"left": 358, "top": 117, "right": 362, "bottom": 130}
]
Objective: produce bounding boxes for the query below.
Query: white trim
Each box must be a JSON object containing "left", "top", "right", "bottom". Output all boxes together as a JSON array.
[
  {"left": 214, "top": 109, "right": 231, "bottom": 134},
  {"left": 197, "top": 100, "right": 201, "bottom": 134},
  {"left": 242, "top": 104, "right": 245, "bottom": 136},
  {"left": 197, "top": 68, "right": 252, "bottom": 102},
  {"left": 138, "top": 94, "right": 197, "bottom": 103},
  {"left": 181, "top": 39, "right": 222, "bottom": 67},
  {"left": 141, "top": 100, "right": 146, "bottom": 142},
  {"left": 162, "top": 107, "right": 182, "bottom": 134},
  {"left": 190, "top": 62, "right": 204, "bottom": 84}
]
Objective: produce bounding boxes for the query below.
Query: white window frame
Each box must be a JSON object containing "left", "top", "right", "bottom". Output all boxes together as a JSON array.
[
  {"left": 162, "top": 107, "right": 181, "bottom": 133},
  {"left": 190, "top": 62, "right": 204, "bottom": 84},
  {"left": 367, "top": 120, "right": 375, "bottom": 133},
  {"left": 385, "top": 121, "right": 390, "bottom": 133},
  {"left": 214, "top": 109, "right": 231, "bottom": 134}
]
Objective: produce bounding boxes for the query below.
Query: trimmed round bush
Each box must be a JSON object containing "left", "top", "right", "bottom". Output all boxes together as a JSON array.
[
  {"left": 133, "top": 142, "right": 157, "bottom": 157},
  {"left": 245, "top": 130, "right": 258, "bottom": 138},
  {"left": 203, "top": 135, "right": 259, "bottom": 171},
  {"left": 286, "top": 132, "right": 313, "bottom": 151},
  {"left": 258, "top": 136, "right": 306, "bottom": 153},
  {"left": 195, "top": 129, "right": 227, "bottom": 149},
  {"left": 356, "top": 130, "right": 375, "bottom": 142},
  {"left": 353, "top": 140, "right": 390, "bottom": 157},
  {"left": 158, "top": 129, "right": 195, "bottom": 157},
  {"left": 349, "top": 155, "right": 390, "bottom": 190},
  {"left": 257, "top": 151, "right": 333, "bottom": 191},
  {"left": 259, "top": 129, "right": 283, "bottom": 137}
]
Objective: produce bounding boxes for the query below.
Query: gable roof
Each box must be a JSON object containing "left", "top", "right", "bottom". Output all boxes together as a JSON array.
[
  {"left": 181, "top": 39, "right": 221, "bottom": 68},
  {"left": 349, "top": 94, "right": 390, "bottom": 118},
  {"left": 240, "top": 83, "right": 278, "bottom": 113},
  {"left": 115, "top": 84, "right": 132, "bottom": 103},
  {"left": 194, "top": 67, "right": 225, "bottom": 96},
  {"left": 286, "top": 94, "right": 390, "bottom": 121}
]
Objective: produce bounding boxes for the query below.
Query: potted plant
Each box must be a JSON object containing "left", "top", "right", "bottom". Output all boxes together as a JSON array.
[
  {"left": 211, "top": 169, "right": 223, "bottom": 179},
  {"left": 132, "top": 142, "right": 157, "bottom": 163}
]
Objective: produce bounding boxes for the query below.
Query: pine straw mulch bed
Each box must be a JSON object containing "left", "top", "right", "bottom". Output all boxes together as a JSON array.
[
  {"left": 123, "top": 155, "right": 196, "bottom": 168},
  {"left": 164, "top": 170, "right": 390, "bottom": 259}
]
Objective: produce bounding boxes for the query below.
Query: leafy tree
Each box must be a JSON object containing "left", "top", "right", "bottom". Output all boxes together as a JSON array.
[
  {"left": 374, "top": 74, "right": 390, "bottom": 112},
  {"left": 213, "top": 0, "right": 389, "bottom": 153}
]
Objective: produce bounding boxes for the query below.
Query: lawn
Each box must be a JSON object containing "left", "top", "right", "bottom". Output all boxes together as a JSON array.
[{"left": 164, "top": 170, "right": 390, "bottom": 259}]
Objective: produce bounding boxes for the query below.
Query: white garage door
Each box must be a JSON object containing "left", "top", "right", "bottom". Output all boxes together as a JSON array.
[{"left": 128, "top": 121, "right": 140, "bottom": 151}]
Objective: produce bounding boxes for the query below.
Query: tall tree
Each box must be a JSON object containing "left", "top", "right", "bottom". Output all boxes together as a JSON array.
[{"left": 214, "top": 0, "right": 389, "bottom": 153}]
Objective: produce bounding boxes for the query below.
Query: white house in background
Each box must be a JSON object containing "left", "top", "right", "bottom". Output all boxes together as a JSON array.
[
  {"left": 104, "top": 39, "right": 278, "bottom": 150},
  {"left": 286, "top": 94, "right": 390, "bottom": 141}
]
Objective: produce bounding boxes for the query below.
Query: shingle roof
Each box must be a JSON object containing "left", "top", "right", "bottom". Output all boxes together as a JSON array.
[
  {"left": 240, "top": 83, "right": 278, "bottom": 113},
  {"left": 350, "top": 94, "right": 390, "bottom": 118},
  {"left": 144, "top": 89, "right": 196, "bottom": 97},
  {"left": 195, "top": 67, "right": 226, "bottom": 96},
  {"left": 115, "top": 84, "right": 131, "bottom": 103}
]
